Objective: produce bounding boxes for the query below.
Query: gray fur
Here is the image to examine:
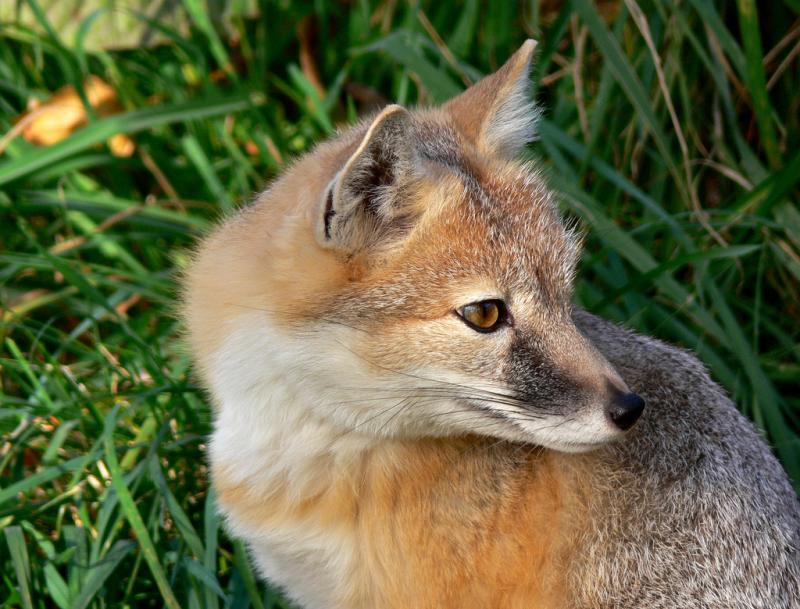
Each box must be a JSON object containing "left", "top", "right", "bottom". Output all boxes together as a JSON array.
[{"left": 573, "top": 309, "right": 800, "bottom": 608}]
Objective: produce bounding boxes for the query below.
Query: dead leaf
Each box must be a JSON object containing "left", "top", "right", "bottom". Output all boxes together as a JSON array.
[
  {"left": 15, "top": 75, "right": 135, "bottom": 157},
  {"left": 109, "top": 133, "right": 136, "bottom": 157}
]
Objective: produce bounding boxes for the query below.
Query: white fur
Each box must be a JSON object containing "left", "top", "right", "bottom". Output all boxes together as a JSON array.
[
  {"left": 484, "top": 57, "right": 541, "bottom": 156},
  {"left": 209, "top": 313, "right": 372, "bottom": 609}
]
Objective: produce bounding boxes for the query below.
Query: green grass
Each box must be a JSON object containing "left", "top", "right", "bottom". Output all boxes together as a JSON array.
[{"left": 1, "top": 1, "right": 799, "bottom": 607}]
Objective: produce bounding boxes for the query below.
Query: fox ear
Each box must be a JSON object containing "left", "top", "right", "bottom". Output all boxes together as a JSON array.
[
  {"left": 317, "top": 105, "right": 416, "bottom": 254},
  {"left": 444, "top": 39, "right": 538, "bottom": 158}
]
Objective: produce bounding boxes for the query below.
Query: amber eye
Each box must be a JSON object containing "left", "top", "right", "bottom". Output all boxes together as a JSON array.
[{"left": 457, "top": 300, "right": 508, "bottom": 333}]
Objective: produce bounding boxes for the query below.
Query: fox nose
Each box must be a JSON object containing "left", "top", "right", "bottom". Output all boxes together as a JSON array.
[{"left": 607, "top": 392, "right": 645, "bottom": 431}]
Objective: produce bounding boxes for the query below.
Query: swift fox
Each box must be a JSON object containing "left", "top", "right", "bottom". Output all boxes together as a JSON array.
[{"left": 183, "top": 40, "right": 800, "bottom": 608}]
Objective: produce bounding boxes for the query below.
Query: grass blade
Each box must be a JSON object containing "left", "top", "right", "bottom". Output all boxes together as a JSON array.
[
  {"left": 358, "top": 31, "right": 462, "bottom": 102},
  {"left": 570, "top": 0, "right": 678, "bottom": 179},
  {"left": 4, "top": 526, "right": 33, "bottom": 609},
  {"left": 735, "top": 0, "right": 781, "bottom": 169},
  {"left": 70, "top": 541, "right": 135, "bottom": 609},
  {"left": 0, "top": 453, "right": 99, "bottom": 506},
  {"left": 43, "top": 563, "right": 70, "bottom": 609},
  {"left": 102, "top": 409, "right": 183, "bottom": 609},
  {"left": 232, "top": 541, "right": 266, "bottom": 609}
]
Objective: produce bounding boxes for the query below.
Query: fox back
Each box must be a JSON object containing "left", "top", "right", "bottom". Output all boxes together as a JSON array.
[{"left": 183, "top": 41, "right": 800, "bottom": 609}]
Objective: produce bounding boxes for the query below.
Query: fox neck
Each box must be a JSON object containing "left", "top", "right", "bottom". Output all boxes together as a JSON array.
[
  {"left": 211, "top": 389, "right": 376, "bottom": 506},
  {"left": 208, "top": 314, "right": 404, "bottom": 608},
  {"left": 208, "top": 313, "right": 379, "bottom": 504}
]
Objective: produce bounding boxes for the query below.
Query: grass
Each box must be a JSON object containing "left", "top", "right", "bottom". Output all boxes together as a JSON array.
[{"left": 1, "top": 0, "right": 799, "bottom": 607}]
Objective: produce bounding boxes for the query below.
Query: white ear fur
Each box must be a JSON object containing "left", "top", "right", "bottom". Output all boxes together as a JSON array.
[
  {"left": 316, "top": 105, "right": 415, "bottom": 253},
  {"left": 444, "top": 39, "right": 539, "bottom": 158},
  {"left": 483, "top": 41, "right": 540, "bottom": 155}
]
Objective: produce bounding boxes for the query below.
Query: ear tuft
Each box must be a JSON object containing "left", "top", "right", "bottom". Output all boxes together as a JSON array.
[
  {"left": 317, "top": 105, "right": 417, "bottom": 254},
  {"left": 444, "top": 39, "right": 539, "bottom": 158}
]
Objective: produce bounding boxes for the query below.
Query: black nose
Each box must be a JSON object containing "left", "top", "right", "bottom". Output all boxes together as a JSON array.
[{"left": 607, "top": 392, "right": 645, "bottom": 431}]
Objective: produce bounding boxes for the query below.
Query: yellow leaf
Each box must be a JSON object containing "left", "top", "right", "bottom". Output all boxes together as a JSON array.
[
  {"left": 108, "top": 134, "right": 136, "bottom": 158},
  {"left": 17, "top": 75, "right": 121, "bottom": 146}
]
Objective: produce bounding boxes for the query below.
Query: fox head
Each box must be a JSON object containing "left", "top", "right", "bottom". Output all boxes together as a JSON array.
[{"left": 185, "top": 40, "right": 644, "bottom": 453}]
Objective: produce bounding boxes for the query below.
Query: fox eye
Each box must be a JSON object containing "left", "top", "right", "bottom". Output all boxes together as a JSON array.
[{"left": 457, "top": 300, "right": 508, "bottom": 333}]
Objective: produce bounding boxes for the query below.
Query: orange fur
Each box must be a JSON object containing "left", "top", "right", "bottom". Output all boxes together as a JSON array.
[{"left": 215, "top": 438, "right": 587, "bottom": 609}]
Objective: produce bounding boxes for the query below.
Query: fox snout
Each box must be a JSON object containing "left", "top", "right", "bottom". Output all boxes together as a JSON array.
[
  {"left": 606, "top": 388, "right": 646, "bottom": 431},
  {"left": 507, "top": 319, "right": 646, "bottom": 449},
  {"left": 596, "top": 364, "right": 645, "bottom": 432},
  {"left": 584, "top": 356, "right": 646, "bottom": 435}
]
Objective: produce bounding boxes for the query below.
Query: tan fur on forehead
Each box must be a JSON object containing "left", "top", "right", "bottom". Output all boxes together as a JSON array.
[{"left": 381, "top": 157, "right": 580, "bottom": 304}]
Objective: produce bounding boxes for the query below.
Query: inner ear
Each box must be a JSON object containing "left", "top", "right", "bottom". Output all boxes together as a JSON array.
[
  {"left": 317, "top": 105, "right": 416, "bottom": 253},
  {"left": 444, "top": 39, "right": 538, "bottom": 158},
  {"left": 351, "top": 127, "right": 402, "bottom": 215},
  {"left": 323, "top": 187, "right": 335, "bottom": 240}
]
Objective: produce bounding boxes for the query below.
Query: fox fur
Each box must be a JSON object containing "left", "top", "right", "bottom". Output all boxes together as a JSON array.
[{"left": 183, "top": 40, "right": 800, "bottom": 609}]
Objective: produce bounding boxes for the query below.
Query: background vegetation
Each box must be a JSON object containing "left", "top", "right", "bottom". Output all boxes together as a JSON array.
[{"left": 1, "top": 0, "right": 799, "bottom": 607}]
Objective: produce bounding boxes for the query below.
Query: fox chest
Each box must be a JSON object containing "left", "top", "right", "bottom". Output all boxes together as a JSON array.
[
  {"left": 214, "top": 465, "right": 366, "bottom": 609},
  {"left": 247, "top": 524, "right": 358, "bottom": 609}
]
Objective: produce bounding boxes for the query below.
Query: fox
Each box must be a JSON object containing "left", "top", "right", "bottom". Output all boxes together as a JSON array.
[{"left": 183, "top": 40, "right": 800, "bottom": 609}]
